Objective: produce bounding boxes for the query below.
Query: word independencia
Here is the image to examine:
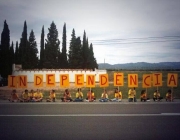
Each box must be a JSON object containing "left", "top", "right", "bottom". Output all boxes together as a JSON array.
[{"left": 8, "top": 73, "right": 178, "bottom": 88}]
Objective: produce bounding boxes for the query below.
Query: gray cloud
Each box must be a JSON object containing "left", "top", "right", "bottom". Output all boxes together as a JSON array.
[{"left": 1, "top": 0, "right": 180, "bottom": 64}]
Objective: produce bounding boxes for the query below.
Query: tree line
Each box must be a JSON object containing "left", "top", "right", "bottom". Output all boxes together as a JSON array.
[{"left": 0, "top": 20, "right": 98, "bottom": 78}]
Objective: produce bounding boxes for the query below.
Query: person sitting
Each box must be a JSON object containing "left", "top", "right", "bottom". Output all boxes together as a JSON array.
[
  {"left": 74, "top": 88, "right": 83, "bottom": 102},
  {"left": 8, "top": 89, "right": 19, "bottom": 102},
  {"left": 86, "top": 89, "right": 96, "bottom": 102},
  {"left": 128, "top": 87, "right": 137, "bottom": 102},
  {"left": 20, "top": 89, "right": 30, "bottom": 102},
  {"left": 153, "top": 90, "right": 163, "bottom": 101},
  {"left": 166, "top": 89, "right": 173, "bottom": 102},
  {"left": 29, "top": 89, "right": 35, "bottom": 102},
  {"left": 33, "top": 89, "right": 43, "bottom": 102},
  {"left": 140, "top": 90, "right": 150, "bottom": 102},
  {"left": 61, "top": 89, "right": 73, "bottom": 102},
  {"left": 46, "top": 89, "right": 56, "bottom": 102},
  {"left": 99, "top": 89, "right": 109, "bottom": 102},
  {"left": 110, "top": 88, "right": 122, "bottom": 102}
]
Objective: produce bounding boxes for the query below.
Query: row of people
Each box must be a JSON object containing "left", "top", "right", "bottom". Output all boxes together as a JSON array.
[
  {"left": 8, "top": 88, "right": 174, "bottom": 102},
  {"left": 8, "top": 89, "right": 43, "bottom": 102}
]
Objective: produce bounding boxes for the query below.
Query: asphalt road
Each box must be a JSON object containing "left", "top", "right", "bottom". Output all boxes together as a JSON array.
[{"left": 0, "top": 102, "right": 180, "bottom": 140}]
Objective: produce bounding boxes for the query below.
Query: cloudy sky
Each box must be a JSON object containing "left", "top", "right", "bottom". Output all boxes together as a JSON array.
[{"left": 1, "top": 0, "right": 180, "bottom": 64}]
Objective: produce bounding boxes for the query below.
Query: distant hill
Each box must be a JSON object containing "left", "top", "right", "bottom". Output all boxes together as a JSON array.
[{"left": 98, "top": 62, "right": 180, "bottom": 70}]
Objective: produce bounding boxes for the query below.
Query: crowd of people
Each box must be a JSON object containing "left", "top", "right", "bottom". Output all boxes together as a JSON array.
[{"left": 8, "top": 88, "right": 174, "bottom": 102}]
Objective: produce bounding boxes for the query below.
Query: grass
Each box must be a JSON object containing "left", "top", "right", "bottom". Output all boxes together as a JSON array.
[{"left": 42, "top": 70, "right": 180, "bottom": 100}]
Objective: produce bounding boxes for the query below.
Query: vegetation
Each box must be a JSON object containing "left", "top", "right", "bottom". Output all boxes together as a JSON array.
[{"left": 0, "top": 20, "right": 98, "bottom": 78}]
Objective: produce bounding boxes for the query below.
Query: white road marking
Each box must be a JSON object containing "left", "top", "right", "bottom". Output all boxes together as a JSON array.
[{"left": 0, "top": 113, "right": 180, "bottom": 117}]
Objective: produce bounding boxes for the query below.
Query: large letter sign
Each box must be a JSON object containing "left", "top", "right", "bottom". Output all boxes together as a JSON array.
[
  {"left": 75, "top": 74, "right": 84, "bottom": 87},
  {"left": 60, "top": 74, "right": 69, "bottom": 87},
  {"left": 18, "top": 75, "right": 27, "bottom": 88},
  {"left": 8, "top": 75, "right": 17, "bottom": 88},
  {"left": 114, "top": 73, "right": 124, "bottom": 86},
  {"left": 99, "top": 74, "right": 109, "bottom": 87},
  {"left": 153, "top": 73, "right": 162, "bottom": 87},
  {"left": 46, "top": 74, "right": 55, "bottom": 87},
  {"left": 142, "top": 74, "right": 151, "bottom": 88},
  {"left": 86, "top": 75, "right": 95, "bottom": 87},
  {"left": 128, "top": 74, "right": 138, "bottom": 87},
  {"left": 34, "top": 74, "right": 43, "bottom": 87},
  {"left": 167, "top": 73, "right": 178, "bottom": 87}
]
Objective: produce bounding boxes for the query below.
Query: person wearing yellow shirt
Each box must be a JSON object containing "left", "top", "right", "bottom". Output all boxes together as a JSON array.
[
  {"left": 166, "top": 89, "right": 173, "bottom": 102},
  {"left": 111, "top": 88, "right": 122, "bottom": 102},
  {"left": 33, "top": 89, "right": 43, "bottom": 102},
  {"left": 128, "top": 87, "right": 137, "bottom": 102},
  {"left": 74, "top": 88, "right": 84, "bottom": 102},
  {"left": 86, "top": 89, "right": 96, "bottom": 102},
  {"left": 153, "top": 90, "right": 163, "bottom": 101},
  {"left": 29, "top": 89, "right": 35, "bottom": 102},
  {"left": 46, "top": 89, "right": 56, "bottom": 102},
  {"left": 20, "top": 89, "right": 30, "bottom": 102},
  {"left": 8, "top": 89, "right": 19, "bottom": 102},
  {"left": 99, "top": 89, "right": 109, "bottom": 102},
  {"left": 140, "top": 90, "right": 150, "bottom": 102}
]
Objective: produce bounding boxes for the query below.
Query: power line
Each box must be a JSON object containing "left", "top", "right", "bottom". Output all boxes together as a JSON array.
[
  {"left": 92, "top": 39, "right": 180, "bottom": 45},
  {"left": 33, "top": 35, "right": 180, "bottom": 46},
  {"left": 90, "top": 35, "right": 180, "bottom": 42}
]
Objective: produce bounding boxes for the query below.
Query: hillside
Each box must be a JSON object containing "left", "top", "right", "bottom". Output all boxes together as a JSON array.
[{"left": 98, "top": 62, "right": 180, "bottom": 70}]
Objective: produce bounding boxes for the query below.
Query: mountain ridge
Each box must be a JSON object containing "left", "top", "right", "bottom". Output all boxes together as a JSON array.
[{"left": 98, "top": 62, "right": 180, "bottom": 70}]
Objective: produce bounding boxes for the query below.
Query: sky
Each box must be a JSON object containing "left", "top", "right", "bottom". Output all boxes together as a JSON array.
[{"left": 1, "top": 0, "right": 180, "bottom": 64}]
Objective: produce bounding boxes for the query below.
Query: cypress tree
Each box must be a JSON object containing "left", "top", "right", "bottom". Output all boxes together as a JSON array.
[
  {"left": 88, "top": 43, "right": 98, "bottom": 69},
  {"left": 81, "top": 30, "right": 90, "bottom": 69},
  {"left": 0, "top": 20, "right": 10, "bottom": 78},
  {"left": 68, "top": 29, "right": 76, "bottom": 68},
  {"left": 61, "top": 23, "right": 68, "bottom": 68},
  {"left": 19, "top": 21, "right": 28, "bottom": 68},
  {"left": 44, "top": 21, "right": 60, "bottom": 68},
  {"left": 40, "top": 26, "right": 45, "bottom": 68},
  {"left": 15, "top": 41, "right": 20, "bottom": 64},
  {"left": 27, "top": 30, "right": 38, "bottom": 69},
  {"left": 9, "top": 41, "right": 15, "bottom": 72},
  {"left": 73, "top": 37, "right": 83, "bottom": 68}
]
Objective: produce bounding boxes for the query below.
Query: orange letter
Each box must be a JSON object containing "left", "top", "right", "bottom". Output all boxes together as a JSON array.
[
  {"left": 153, "top": 73, "right": 162, "bottom": 87},
  {"left": 46, "top": 74, "right": 55, "bottom": 87},
  {"left": 18, "top": 75, "right": 27, "bottom": 88},
  {"left": 60, "top": 74, "right": 69, "bottom": 87},
  {"left": 99, "top": 74, "right": 109, "bottom": 87},
  {"left": 86, "top": 75, "right": 95, "bottom": 87},
  {"left": 75, "top": 74, "right": 84, "bottom": 87},
  {"left": 167, "top": 73, "right": 178, "bottom": 87},
  {"left": 142, "top": 74, "right": 151, "bottom": 88},
  {"left": 34, "top": 74, "right": 43, "bottom": 87},
  {"left": 114, "top": 73, "right": 124, "bottom": 86},
  {"left": 8, "top": 75, "right": 17, "bottom": 88},
  {"left": 128, "top": 74, "right": 138, "bottom": 87}
]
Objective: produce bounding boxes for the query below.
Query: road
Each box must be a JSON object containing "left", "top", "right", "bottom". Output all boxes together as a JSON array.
[{"left": 0, "top": 101, "right": 180, "bottom": 140}]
